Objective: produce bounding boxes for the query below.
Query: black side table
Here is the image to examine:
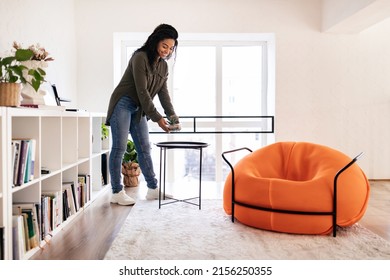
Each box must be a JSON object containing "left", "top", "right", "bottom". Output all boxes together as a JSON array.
[{"left": 155, "top": 141, "right": 209, "bottom": 209}]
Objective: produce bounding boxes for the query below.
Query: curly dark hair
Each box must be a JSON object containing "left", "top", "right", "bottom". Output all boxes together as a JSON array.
[{"left": 136, "top": 24, "right": 178, "bottom": 68}]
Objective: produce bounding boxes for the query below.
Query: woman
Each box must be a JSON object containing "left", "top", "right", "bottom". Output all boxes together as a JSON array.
[{"left": 106, "top": 24, "right": 180, "bottom": 206}]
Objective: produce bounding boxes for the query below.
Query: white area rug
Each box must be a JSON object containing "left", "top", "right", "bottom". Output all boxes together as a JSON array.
[{"left": 104, "top": 200, "right": 390, "bottom": 260}]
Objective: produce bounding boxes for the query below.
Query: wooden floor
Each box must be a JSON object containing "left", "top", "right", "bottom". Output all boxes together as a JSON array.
[{"left": 30, "top": 180, "right": 390, "bottom": 260}]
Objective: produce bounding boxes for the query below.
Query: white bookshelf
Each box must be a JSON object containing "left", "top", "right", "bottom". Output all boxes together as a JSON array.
[
  {"left": 0, "top": 108, "right": 110, "bottom": 260},
  {"left": 0, "top": 107, "right": 8, "bottom": 260}
]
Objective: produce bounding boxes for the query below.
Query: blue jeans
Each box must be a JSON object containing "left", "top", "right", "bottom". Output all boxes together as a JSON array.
[{"left": 109, "top": 96, "right": 158, "bottom": 193}]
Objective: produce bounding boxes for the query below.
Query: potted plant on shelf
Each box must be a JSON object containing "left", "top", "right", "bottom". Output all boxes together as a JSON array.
[
  {"left": 0, "top": 45, "right": 32, "bottom": 106},
  {"left": 122, "top": 139, "right": 141, "bottom": 188},
  {"left": 0, "top": 42, "right": 53, "bottom": 107}
]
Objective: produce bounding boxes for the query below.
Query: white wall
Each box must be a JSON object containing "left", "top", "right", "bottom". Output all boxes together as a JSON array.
[
  {"left": 1, "top": 0, "right": 389, "bottom": 179},
  {"left": 0, "top": 0, "right": 78, "bottom": 107}
]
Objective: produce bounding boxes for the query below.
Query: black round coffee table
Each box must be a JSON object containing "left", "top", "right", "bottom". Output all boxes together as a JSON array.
[{"left": 155, "top": 141, "right": 209, "bottom": 209}]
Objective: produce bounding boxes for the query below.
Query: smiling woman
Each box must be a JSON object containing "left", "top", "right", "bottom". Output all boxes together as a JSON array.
[{"left": 106, "top": 24, "right": 180, "bottom": 206}]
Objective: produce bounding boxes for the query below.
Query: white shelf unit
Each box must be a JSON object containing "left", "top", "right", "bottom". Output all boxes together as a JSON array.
[
  {"left": 0, "top": 107, "right": 8, "bottom": 260},
  {"left": 0, "top": 108, "right": 110, "bottom": 260}
]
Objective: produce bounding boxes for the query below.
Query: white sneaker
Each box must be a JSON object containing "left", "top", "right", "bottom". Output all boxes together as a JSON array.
[
  {"left": 111, "top": 190, "right": 136, "bottom": 206},
  {"left": 145, "top": 187, "right": 173, "bottom": 200}
]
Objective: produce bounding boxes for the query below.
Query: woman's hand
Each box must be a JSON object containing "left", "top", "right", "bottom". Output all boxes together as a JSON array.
[{"left": 157, "top": 118, "right": 170, "bottom": 132}]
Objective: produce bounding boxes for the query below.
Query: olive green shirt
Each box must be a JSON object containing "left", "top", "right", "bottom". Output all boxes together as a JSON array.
[{"left": 106, "top": 51, "right": 176, "bottom": 125}]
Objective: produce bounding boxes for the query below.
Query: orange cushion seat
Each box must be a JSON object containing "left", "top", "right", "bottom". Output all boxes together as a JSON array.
[{"left": 223, "top": 142, "right": 370, "bottom": 235}]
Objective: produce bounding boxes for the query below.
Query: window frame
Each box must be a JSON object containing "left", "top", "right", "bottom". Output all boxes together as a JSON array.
[{"left": 113, "top": 32, "right": 275, "bottom": 183}]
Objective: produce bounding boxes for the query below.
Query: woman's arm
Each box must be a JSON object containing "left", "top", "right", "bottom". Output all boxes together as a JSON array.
[{"left": 131, "top": 53, "right": 162, "bottom": 122}]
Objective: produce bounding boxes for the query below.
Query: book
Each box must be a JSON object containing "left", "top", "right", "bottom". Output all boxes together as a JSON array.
[
  {"left": 62, "top": 190, "right": 70, "bottom": 222},
  {"left": 20, "top": 104, "right": 66, "bottom": 111},
  {"left": 12, "top": 203, "right": 40, "bottom": 250},
  {"left": 78, "top": 175, "right": 87, "bottom": 207},
  {"left": 42, "top": 191, "right": 61, "bottom": 230},
  {"left": 21, "top": 213, "right": 30, "bottom": 251},
  {"left": 11, "top": 141, "right": 17, "bottom": 183},
  {"left": 16, "top": 139, "right": 30, "bottom": 186},
  {"left": 29, "top": 139, "right": 36, "bottom": 181},
  {"left": 40, "top": 196, "right": 51, "bottom": 239},
  {"left": 34, "top": 203, "right": 41, "bottom": 240},
  {"left": 12, "top": 215, "right": 26, "bottom": 259},
  {"left": 63, "top": 183, "right": 77, "bottom": 216},
  {"left": 70, "top": 181, "right": 80, "bottom": 212},
  {"left": 11, "top": 140, "right": 21, "bottom": 186},
  {"left": 24, "top": 140, "right": 32, "bottom": 184}
]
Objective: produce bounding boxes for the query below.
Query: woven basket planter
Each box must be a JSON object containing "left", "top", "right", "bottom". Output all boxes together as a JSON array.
[
  {"left": 122, "top": 162, "right": 141, "bottom": 187},
  {"left": 0, "top": 83, "right": 22, "bottom": 107}
]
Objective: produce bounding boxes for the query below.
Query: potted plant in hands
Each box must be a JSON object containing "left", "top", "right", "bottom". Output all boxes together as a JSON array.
[
  {"left": 0, "top": 45, "right": 33, "bottom": 106},
  {"left": 122, "top": 139, "right": 141, "bottom": 187}
]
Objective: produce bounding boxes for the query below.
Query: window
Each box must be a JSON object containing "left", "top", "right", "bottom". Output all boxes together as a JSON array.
[{"left": 114, "top": 33, "right": 275, "bottom": 193}]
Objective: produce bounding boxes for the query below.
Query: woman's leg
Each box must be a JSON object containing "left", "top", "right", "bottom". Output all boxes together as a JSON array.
[
  {"left": 129, "top": 115, "right": 158, "bottom": 189},
  {"left": 109, "top": 99, "right": 131, "bottom": 193},
  {"left": 108, "top": 97, "right": 137, "bottom": 205}
]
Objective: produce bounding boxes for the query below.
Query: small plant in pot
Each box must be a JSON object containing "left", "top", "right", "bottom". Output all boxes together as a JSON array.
[
  {"left": 0, "top": 46, "right": 33, "bottom": 106},
  {"left": 122, "top": 139, "right": 141, "bottom": 188},
  {"left": 0, "top": 42, "right": 53, "bottom": 106}
]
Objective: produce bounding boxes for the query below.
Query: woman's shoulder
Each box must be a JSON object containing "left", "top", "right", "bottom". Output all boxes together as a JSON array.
[
  {"left": 130, "top": 51, "right": 149, "bottom": 71},
  {"left": 158, "top": 58, "right": 168, "bottom": 73},
  {"left": 131, "top": 51, "right": 147, "bottom": 62}
]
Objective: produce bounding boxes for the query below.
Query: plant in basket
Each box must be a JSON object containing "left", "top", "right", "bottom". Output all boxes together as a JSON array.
[
  {"left": 0, "top": 44, "right": 33, "bottom": 106},
  {"left": 122, "top": 139, "right": 141, "bottom": 187}
]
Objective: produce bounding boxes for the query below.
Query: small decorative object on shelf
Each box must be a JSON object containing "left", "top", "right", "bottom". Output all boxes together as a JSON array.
[{"left": 122, "top": 140, "right": 141, "bottom": 187}]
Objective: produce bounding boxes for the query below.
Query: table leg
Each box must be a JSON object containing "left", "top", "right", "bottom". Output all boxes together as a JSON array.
[
  {"left": 158, "top": 147, "right": 162, "bottom": 209},
  {"left": 163, "top": 147, "right": 167, "bottom": 200},
  {"left": 199, "top": 147, "right": 202, "bottom": 210}
]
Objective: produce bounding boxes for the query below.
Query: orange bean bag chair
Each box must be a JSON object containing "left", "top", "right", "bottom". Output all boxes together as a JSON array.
[{"left": 223, "top": 142, "right": 370, "bottom": 235}]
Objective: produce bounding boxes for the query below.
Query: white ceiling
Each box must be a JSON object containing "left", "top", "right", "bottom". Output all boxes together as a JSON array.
[{"left": 322, "top": 0, "right": 390, "bottom": 33}]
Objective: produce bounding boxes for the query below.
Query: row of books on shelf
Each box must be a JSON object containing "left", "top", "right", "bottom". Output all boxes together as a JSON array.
[
  {"left": 11, "top": 139, "right": 36, "bottom": 187},
  {"left": 12, "top": 175, "right": 90, "bottom": 259}
]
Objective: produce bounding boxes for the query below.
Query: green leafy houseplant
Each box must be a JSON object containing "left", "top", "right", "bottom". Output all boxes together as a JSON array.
[
  {"left": 123, "top": 140, "right": 138, "bottom": 163},
  {"left": 0, "top": 48, "right": 33, "bottom": 84},
  {"left": 122, "top": 140, "right": 141, "bottom": 188},
  {"left": 101, "top": 123, "right": 109, "bottom": 140},
  {"left": 0, "top": 42, "right": 53, "bottom": 92},
  {"left": 0, "top": 47, "right": 34, "bottom": 106}
]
